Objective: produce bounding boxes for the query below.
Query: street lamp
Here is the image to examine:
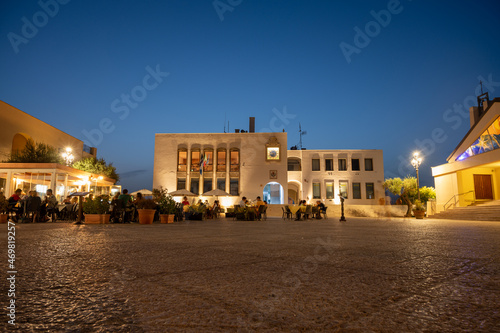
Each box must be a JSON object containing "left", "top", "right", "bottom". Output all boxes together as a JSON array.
[
  {"left": 411, "top": 152, "right": 422, "bottom": 201},
  {"left": 62, "top": 147, "right": 74, "bottom": 166}
]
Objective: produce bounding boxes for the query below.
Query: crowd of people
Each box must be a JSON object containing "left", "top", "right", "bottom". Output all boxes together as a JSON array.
[{"left": 2, "top": 188, "right": 60, "bottom": 223}]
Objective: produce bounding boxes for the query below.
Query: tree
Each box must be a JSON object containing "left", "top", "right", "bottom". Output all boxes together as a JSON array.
[
  {"left": 4, "top": 139, "right": 63, "bottom": 163},
  {"left": 384, "top": 177, "right": 436, "bottom": 217},
  {"left": 72, "top": 157, "right": 119, "bottom": 182}
]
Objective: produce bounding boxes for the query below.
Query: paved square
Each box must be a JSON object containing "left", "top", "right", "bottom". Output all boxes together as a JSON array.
[{"left": 2, "top": 217, "right": 500, "bottom": 332}]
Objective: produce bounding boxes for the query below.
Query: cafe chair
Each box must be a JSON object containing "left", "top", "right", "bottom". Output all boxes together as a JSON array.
[
  {"left": 282, "top": 206, "right": 291, "bottom": 220},
  {"left": 320, "top": 207, "right": 328, "bottom": 219},
  {"left": 258, "top": 205, "right": 267, "bottom": 221}
]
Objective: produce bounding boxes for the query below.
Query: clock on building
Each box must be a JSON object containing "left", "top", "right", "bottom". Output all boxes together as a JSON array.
[{"left": 265, "top": 136, "right": 281, "bottom": 161}]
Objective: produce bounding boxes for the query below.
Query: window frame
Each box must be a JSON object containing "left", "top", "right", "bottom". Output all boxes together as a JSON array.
[
  {"left": 312, "top": 158, "right": 320, "bottom": 171},
  {"left": 365, "top": 158, "right": 373, "bottom": 171}
]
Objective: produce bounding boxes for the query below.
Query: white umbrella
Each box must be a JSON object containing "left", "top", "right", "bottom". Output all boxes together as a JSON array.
[
  {"left": 168, "top": 189, "right": 197, "bottom": 196},
  {"left": 130, "top": 189, "right": 153, "bottom": 196},
  {"left": 202, "top": 188, "right": 232, "bottom": 197}
]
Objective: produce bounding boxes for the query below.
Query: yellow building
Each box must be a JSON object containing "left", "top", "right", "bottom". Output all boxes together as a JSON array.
[
  {"left": 0, "top": 100, "right": 118, "bottom": 200},
  {"left": 432, "top": 95, "right": 500, "bottom": 212}
]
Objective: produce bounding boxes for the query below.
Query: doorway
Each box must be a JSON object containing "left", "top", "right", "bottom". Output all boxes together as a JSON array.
[
  {"left": 474, "top": 174, "right": 493, "bottom": 200},
  {"left": 263, "top": 182, "right": 284, "bottom": 204}
]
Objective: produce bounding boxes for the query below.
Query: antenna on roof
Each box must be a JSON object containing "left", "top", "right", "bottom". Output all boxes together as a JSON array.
[
  {"left": 299, "top": 123, "right": 307, "bottom": 150},
  {"left": 224, "top": 113, "right": 226, "bottom": 133}
]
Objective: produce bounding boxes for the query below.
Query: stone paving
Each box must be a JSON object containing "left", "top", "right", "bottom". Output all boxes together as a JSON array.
[{"left": 1, "top": 217, "right": 500, "bottom": 332}]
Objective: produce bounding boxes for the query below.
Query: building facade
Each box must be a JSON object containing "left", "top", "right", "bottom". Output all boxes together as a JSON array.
[
  {"left": 0, "top": 101, "right": 117, "bottom": 200},
  {"left": 153, "top": 131, "right": 385, "bottom": 207},
  {"left": 432, "top": 95, "right": 500, "bottom": 212}
]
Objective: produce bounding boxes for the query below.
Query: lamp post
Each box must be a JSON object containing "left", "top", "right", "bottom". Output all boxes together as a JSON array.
[
  {"left": 62, "top": 147, "right": 74, "bottom": 166},
  {"left": 411, "top": 152, "right": 422, "bottom": 201}
]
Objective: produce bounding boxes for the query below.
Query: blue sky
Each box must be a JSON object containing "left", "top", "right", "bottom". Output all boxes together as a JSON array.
[{"left": 1, "top": 0, "right": 500, "bottom": 192}]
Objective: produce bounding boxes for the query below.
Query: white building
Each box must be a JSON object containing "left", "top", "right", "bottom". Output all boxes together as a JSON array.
[
  {"left": 153, "top": 127, "right": 385, "bottom": 208},
  {"left": 432, "top": 95, "right": 500, "bottom": 212}
]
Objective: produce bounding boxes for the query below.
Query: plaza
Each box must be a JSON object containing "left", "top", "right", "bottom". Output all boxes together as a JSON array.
[{"left": 2, "top": 217, "right": 499, "bottom": 332}]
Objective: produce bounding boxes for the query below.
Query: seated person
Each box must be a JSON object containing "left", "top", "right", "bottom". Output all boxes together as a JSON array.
[
  {"left": 8, "top": 189, "right": 23, "bottom": 222},
  {"left": 255, "top": 196, "right": 266, "bottom": 218},
  {"left": 119, "top": 189, "right": 133, "bottom": 222},
  {"left": 26, "top": 191, "right": 42, "bottom": 222},
  {"left": 295, "top": 200, "right": 306, "bottom": 220},
  {"left": 239, "top": 196, "right": 247, "bottom": 207},
  {"left": 181, "top": 196, "right": 190, "bottom": 206},
  {"left": 42, "top": 189, "right": 58, "bottom": 222},
  {"left": 315, "top": 200, "right": 326, "bottom": 219}
]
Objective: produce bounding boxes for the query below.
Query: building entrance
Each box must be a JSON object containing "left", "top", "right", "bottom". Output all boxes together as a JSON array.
[
  {"left": 263, "top": 182, "right": 284, "bottom": 204},
  {"left": 474, "top": 174, "right": 493, "bottom": 200}
]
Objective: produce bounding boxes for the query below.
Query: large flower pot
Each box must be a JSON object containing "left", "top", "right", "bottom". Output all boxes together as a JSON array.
[
  {"left": 100, "top": 214, "right": 110, "bottom": 224},
  {"left": 0, "top": 214, "right": 8, "bottom": 223},
  {"left": 138, "top": 209, "right": 155, "bottom": 224},
  {"left": 160, "top": 214, "right": 174, "bottom": 224},
  {"left": 414, "top": 210, "right": 425, "bottom": 219},
  {"left": 85, "top": 214, "right": 101, "bottom": 224}
]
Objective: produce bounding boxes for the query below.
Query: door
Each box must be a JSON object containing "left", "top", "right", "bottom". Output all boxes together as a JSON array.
[{"left": 474, "top": 174, "right": 493, "bottom": 200}]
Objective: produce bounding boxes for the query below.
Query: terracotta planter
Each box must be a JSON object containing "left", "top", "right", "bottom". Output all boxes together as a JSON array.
[
  {"left": 138, "top": 209, "right": 155, "bottom": 224},
  {"left": 0, "top": 214, "right": 8, "bottom": 223},
  {"left": 85, "top": 214, "right": 101, "bottom": 224},
  {"left": 100, "top": 214, "right": 110, "bottom": 224},
  {"left": 414, "top": 210, "right": 425, "bottom": 219},
  {"left": 160, "top": 214, "right": 174, "bottom": 224}
]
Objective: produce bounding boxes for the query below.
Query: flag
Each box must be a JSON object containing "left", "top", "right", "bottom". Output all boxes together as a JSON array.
[{"left": 199, "top": 154, "right": 204, "bottom": 175}]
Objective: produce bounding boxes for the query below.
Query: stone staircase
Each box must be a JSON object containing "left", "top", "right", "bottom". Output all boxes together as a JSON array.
[{"left": 430, "top": 200, "right": 500, "bottom": 221}]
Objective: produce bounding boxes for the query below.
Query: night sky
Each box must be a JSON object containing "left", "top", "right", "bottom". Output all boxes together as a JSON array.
[{"left": 1, "top": 0, "right": 500, "bottom": 192}]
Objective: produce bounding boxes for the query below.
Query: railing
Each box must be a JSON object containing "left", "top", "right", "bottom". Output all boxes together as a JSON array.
[{"left": 443, "top": 190, "right": 475, "bottom": 211}]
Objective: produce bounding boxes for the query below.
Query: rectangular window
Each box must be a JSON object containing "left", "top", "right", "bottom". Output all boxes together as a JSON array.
[
  {"left": 365, "top": 158, "right": 373, "bottom": 171},
  {"left": 203, "top": 151, "right": 213, "bottom": 172},
  {"left": 312, "top": 182, "right": 321, "bottom": 199},
  {"left": 326, "top": 182, "right": 334, "bottom": 199},
  {"left": 366, "top": 183, "right": 374, "bottom": 199},
  {"left": 217, "top": 150, "right": 226, "bottom": 172},
  {"left": 230, "top": 150, "right": 239, "bottom": 172},
  {"left": 203, "top": 178, "right": 212, "bottom": 193},
  {"left": 217, "top": 178, "right": 226, "bottom": 191},
  {"left": 339, "top": 180, "right": 348, "bottom": 198},
  {"left": 312, "top": 159, "right": 320, "bottom": 171},
  {"left": 177, "top": 178, "right": 186, "bottom": 190},
  {"left": 352, "top": 159, "right": 360, "bottom": 171},
  {"left": 178, "top": 151, "right": 187, "bottom": 172},
  {"left": 325, "top": 159, "right": 333, "bottom": 171},
  {"left": 191, "top": 151, "right": 200, "bottom": 172},
  {"left": 230, "top": 178, "right": 239, "bottom": 196},
  {"left": 190, "top": 178, "right": 199, "bottom": 195},
  {"left": 338, "top": 158, "right": 347, "bottom": 171},
  {"left": 353, "top": 182, "right": 361, "bottom": 199}
]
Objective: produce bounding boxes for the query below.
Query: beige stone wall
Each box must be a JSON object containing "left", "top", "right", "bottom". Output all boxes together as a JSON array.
[
  {"left": 287, "top": 149, "right": 384, "bottom": 205},
  {"left": 0, "top": 100, "right": 88, "bottom": 161},
  {"left": 153, "top": 132, "right": 288, "bottom": 206}
]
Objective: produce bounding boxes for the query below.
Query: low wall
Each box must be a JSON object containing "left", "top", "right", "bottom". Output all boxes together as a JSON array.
[{"left": 264, "top": 204, "right": 407, "bottom": 219}]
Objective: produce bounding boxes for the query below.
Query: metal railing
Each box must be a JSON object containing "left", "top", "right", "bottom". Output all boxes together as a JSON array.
[{"left": 443, "top": 190, "right": 475, "bottom": 211}]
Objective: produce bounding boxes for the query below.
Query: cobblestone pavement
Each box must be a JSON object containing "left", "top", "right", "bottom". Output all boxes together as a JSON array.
[{"left": 1, "top": 217, "right": 500, "bottom": 332}]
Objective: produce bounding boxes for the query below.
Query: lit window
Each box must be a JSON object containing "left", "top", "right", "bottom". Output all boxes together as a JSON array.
[
  {"left": 326, "top": 182, "right": 334, "bottom": 199},
  {"left": 353, "top": 183, "right": 361, "bottom": 199},
  {"left": 230, "top": 150, "right": 239, "bottom": 172},
  {"left": 178, "top": 150, "right": 187, "bottom": 172},
  {"left": 217, "top": 150, "right": 226, "bottom": 172},
  {"left": 191, "top": 151, "right": 200, "bottom": 172},
  {"left": 313, "top": 182, "right": 321, "bottom": 199},
  {"left": 203, "top": 150, "right": 213, "bottom": 172},
  {"left": 366, "top": 183, "right": 374, "bottom": 199},
  {"left": 339, "top": 181, "right": 348, "bottom": 198}
]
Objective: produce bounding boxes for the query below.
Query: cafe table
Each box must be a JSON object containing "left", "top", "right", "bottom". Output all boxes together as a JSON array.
[{"left": 288, "top": 205, "right": 307, "bottom": 215}]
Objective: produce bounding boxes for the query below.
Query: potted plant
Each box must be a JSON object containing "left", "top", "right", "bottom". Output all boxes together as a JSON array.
[
  {"left": 0, "top": 192, "right": 9, "bottom": 223},
  {"left": 83, "top": 196, "right": 110, "bottom": 224},
  {"left": 154, "top": 187, "right": 176, "bottom": 223},
  {"left": 136, "top": 198, "right": 157, "bottom": 224},
  {"left": 413, "top": 199, "right": 426, "bottom": 219}
]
